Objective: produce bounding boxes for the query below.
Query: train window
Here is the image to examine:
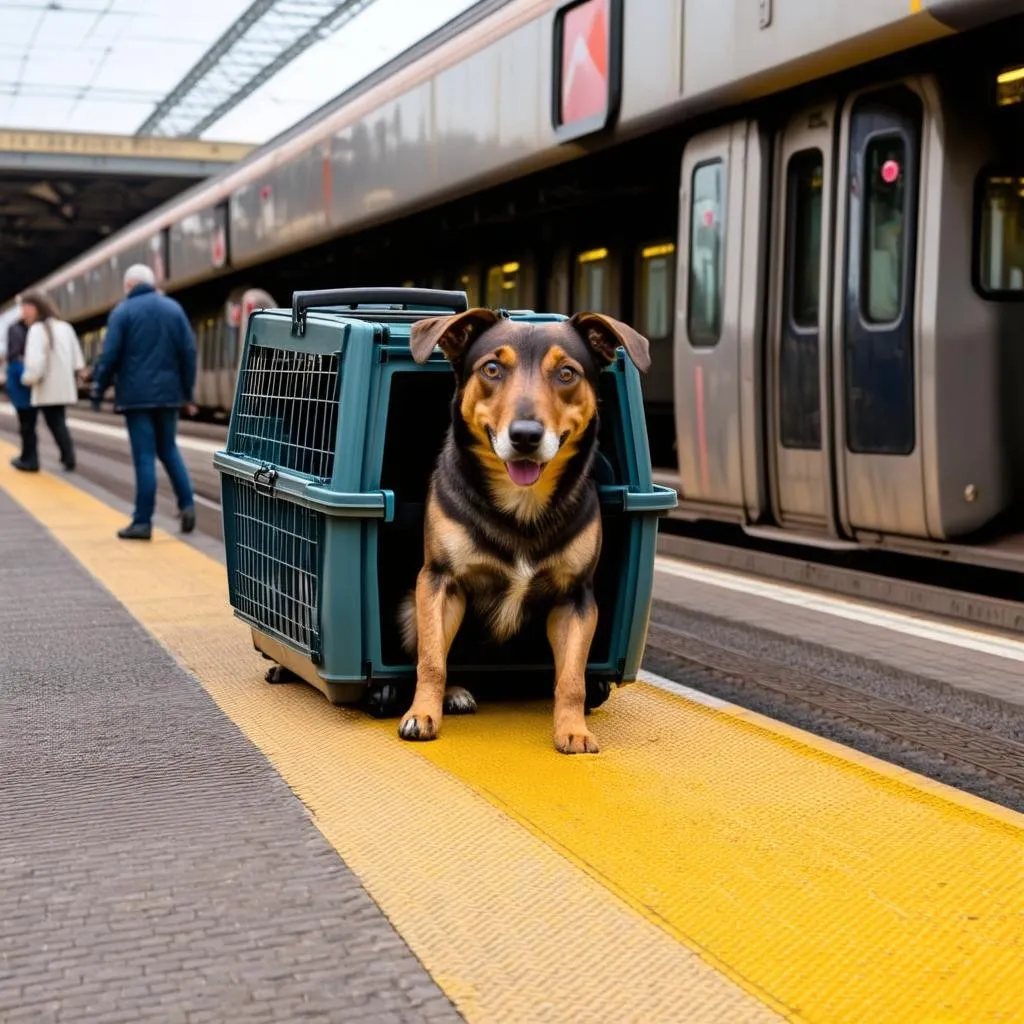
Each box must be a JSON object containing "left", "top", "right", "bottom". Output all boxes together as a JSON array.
[
  {"left": 861, "top": 135, "right": 907, "bottom": 324},
  {"left": 457, "top": 271, "right": 480, "bottom": 308},
  {"left": 486, "top": 261, "right": 521, "bottom": 308},
  {"left": 638, "top": 242, "right": 675, "bottom": 339},
  {"left": 978, "top": 176, "right": 1024, "bottom": 294},
  {"left": 575, "top": 248, "right": 610, "bottom": 311},
  {"left": 780, "top": 150, "right": 824, "bottom": 450},
  {"left": 789, "top": 154, "right": 823, "bottom": 329},
  {"left": 203, "top": 318, "right": 215, "bottom": 370},
  {"left": 844, "top": 88, "right": 921, "bottom": 457},
  {"left": 688, "top": 160, "right": 725, "bottom": 347}
]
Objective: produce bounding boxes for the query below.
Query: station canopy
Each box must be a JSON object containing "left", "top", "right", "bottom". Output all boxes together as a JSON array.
[{"left": 0, "top": 0, "right": 475, "bottom": 302}]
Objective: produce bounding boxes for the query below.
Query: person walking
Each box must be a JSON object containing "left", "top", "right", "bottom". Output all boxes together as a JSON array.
[
  {"left": 4, "top": 299, "right": 36, "bottom": 469},
  {"left": 14, "top": 291, "right": 84, "bottom": 473},
  {"left": 91, "top": 264, "right": 197, "bottom": 541}
]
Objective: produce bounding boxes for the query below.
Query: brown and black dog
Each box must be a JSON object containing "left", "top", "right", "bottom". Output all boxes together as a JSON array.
[{"left": 397, "top": 307, "right": 650, "bottom": 754}]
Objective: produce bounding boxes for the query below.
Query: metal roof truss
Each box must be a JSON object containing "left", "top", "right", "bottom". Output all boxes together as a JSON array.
[{"left": 136, "top": 0, "right": 379, "bottom": 138}]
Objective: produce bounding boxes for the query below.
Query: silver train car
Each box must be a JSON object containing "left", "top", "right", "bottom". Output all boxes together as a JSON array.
[{"left": 26, "top": 0, "right": 1024, "bottom": 570}]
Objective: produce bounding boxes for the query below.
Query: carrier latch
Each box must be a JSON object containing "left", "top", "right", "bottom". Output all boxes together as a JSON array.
[{"left": 253, "top": 463, "right": 278, "bottom": 496}]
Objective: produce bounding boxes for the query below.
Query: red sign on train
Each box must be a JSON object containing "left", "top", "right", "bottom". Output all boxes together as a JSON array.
[
  {"left": 552, "top": 0, "right": 622, "bottom": 143},
  {"left": 561, "top": 0, "right": 609, "bottom": 125}
]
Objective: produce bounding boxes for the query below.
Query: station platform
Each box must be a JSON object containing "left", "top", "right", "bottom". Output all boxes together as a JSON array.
[{"left": 2, "top": 440, "right": 1023, "bottom": 1024}]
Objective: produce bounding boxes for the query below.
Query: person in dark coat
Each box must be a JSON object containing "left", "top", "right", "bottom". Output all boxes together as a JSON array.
[
  {"left": 91, "top": 264, "right": 198, "bottom": 541},
  {"left": 4, "top": 300, "right": 35, "bottom": 467}
]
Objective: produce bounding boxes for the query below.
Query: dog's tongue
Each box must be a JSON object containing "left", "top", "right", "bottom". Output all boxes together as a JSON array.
[{"left": 506, "top": 460, "right": 542, "bottom": 487}]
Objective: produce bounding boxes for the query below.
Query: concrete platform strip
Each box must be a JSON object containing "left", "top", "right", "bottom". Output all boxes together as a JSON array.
[{"left": 0, "top": 488, "right": 460, "bottom": 1024}]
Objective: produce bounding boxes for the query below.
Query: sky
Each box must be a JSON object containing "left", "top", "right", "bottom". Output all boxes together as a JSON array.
[{"left": 0, "top": 0, "right": 478, "bottom": 144}]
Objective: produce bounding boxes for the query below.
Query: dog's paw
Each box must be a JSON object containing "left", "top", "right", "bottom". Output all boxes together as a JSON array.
[
  {"left": 554, "top": 727, "right": 600, "bottom": 755},
  {"left": 443, "top": 686, "right": 477, "bottom": 715},
  {"left": 398, "top": 712, "right": 439, "bottom": 742}
]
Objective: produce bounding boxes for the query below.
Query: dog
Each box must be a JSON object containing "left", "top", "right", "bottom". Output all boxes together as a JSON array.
[{"left": 396, "top": 307, "right": 650, "bottom": 754}]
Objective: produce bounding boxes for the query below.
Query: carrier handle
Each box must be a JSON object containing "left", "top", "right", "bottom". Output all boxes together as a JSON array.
[
  {"left": 597, "top": 483, "right": 679, "bottom": 514},
  {"left": 292, "top": 287, "right": 469, "bottom": 335}
]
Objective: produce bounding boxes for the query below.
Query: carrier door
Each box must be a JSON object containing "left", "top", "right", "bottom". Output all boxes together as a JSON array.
[
  {"left": 766, "top": 104, "right": 838, "bottom": 531},
  {"left": 674, "top": 121, "right": 769, "bottom": 520},
  {"left": 832, "top": 84, "right": 928, "bottom": 538}
]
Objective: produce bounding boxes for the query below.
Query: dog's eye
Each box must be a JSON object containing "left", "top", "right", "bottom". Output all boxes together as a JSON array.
[
  {"left": 557, "top": 366, "right": 578, "bottom": 385},
  {"left": 480, "top": 361, "right": 503, "bottom": 380}
]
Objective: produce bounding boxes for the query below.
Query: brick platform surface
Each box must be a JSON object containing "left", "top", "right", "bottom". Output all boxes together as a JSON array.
[{"left": 0, "top": 490, "right": 460, "bottom": 1024}]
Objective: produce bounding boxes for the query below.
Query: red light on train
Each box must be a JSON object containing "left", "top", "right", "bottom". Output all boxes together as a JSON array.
[
  {"left": 881, "top": 159, "right": 901, "bottom": 184},
  {"left": 211, "top": 229, "right": 226, "bottom": 268}
]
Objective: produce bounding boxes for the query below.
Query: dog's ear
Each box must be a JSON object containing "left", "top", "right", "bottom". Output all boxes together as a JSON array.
[
  {"left": 409, "top": 307, "right": 499, "bottom": 366},
  {"left": 570, "top": 312, "right": 651, "bottom": 374}
]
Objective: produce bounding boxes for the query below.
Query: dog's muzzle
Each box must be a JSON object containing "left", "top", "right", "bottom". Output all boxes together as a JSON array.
[{"left": 489, "top": 423, "right": 561, "bottom": 487}]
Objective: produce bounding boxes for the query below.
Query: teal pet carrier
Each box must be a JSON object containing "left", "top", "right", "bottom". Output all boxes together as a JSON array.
[{"left": 212, "top": 287, "right": 677, "bottom": 717}]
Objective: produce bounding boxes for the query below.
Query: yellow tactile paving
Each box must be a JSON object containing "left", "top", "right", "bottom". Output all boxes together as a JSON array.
[
  {"left": 4, "top": 448, "right": 1024, "bottom": 1024},
  {"left": 0, "top": 450, "right": 779, "bottom": 1024}
]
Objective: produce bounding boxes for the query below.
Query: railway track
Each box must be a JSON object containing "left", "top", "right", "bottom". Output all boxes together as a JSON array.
[
  {"left": 69, "top": 401, "right": 230, "bottom": 440},
  {"left": 645, "top": 618, "right": 1024, "bottom": 799}
]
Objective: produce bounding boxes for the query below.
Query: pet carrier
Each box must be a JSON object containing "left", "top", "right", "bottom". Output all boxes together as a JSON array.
[{"left": 212, "top": 287, "right": 677, "bottom": 717}]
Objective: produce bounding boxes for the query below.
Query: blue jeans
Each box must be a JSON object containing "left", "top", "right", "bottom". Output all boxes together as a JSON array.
[{"left": 124, "top": 409, "right": 194, "bottom": 527}]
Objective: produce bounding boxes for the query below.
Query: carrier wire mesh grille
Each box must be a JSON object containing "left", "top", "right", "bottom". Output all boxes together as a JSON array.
[
  {"left": 229, "top": 479, "right": 321, "bottom": 654},
  {"left": 232, "top": 345, "right": 341, "bottom": 478}
]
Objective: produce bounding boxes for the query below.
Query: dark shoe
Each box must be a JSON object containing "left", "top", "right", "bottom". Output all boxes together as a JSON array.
[
  {"left": 117, "top": 523, "right": 152, "bottom": 541},
  {"left": 62, "top": 462, "right": 75, "bottom": 473},
  {"left": 180, "top": 506, "right": 196, "bottom": 535},
  {"left": 10, "top": 457, "right": 39, "bottom": 472}
]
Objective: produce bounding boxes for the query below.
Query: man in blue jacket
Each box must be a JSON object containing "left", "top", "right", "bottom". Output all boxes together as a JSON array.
[{"left": 91, "top": 264, "right": 197, "bottom": 541}]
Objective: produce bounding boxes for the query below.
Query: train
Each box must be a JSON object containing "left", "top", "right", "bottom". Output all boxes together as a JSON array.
[{"left": 16, "top": 0, "right": 1024, "bottom": 573}]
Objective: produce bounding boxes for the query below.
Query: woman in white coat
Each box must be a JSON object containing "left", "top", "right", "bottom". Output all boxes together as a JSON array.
[{"left": 13, "top": 291, "right": 85, "bottom": 473}]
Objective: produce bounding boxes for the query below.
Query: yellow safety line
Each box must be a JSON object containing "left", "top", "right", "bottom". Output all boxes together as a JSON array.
[{"left": 4, "top": 448, "right": 1024, "bottom": 1024}]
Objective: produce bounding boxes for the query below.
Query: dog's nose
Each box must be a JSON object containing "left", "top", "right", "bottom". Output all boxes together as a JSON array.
[{"left": 508, "top": 419, "right": 545, "bottom": 454}]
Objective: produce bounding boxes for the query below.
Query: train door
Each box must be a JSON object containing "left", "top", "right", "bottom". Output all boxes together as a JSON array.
[
  {"left": 675, "top": 121, "right": 769, "bottom": 520},
  {"left": 831, "top": 83, "right": 928, "bottom": 539},
  {"left": 765, "top": 105, "right": 837, "bottom": 531}
]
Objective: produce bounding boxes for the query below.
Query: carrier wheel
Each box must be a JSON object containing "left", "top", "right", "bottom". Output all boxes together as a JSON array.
[
  {"left": 584, "top": 680, "right": 611, "bottom": 712},
  {"left": 265, "top": 665, "right": 299, "bottom": 684},
  {"left": 362, "top": 682, "right": 410, "bottom": 719}
]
